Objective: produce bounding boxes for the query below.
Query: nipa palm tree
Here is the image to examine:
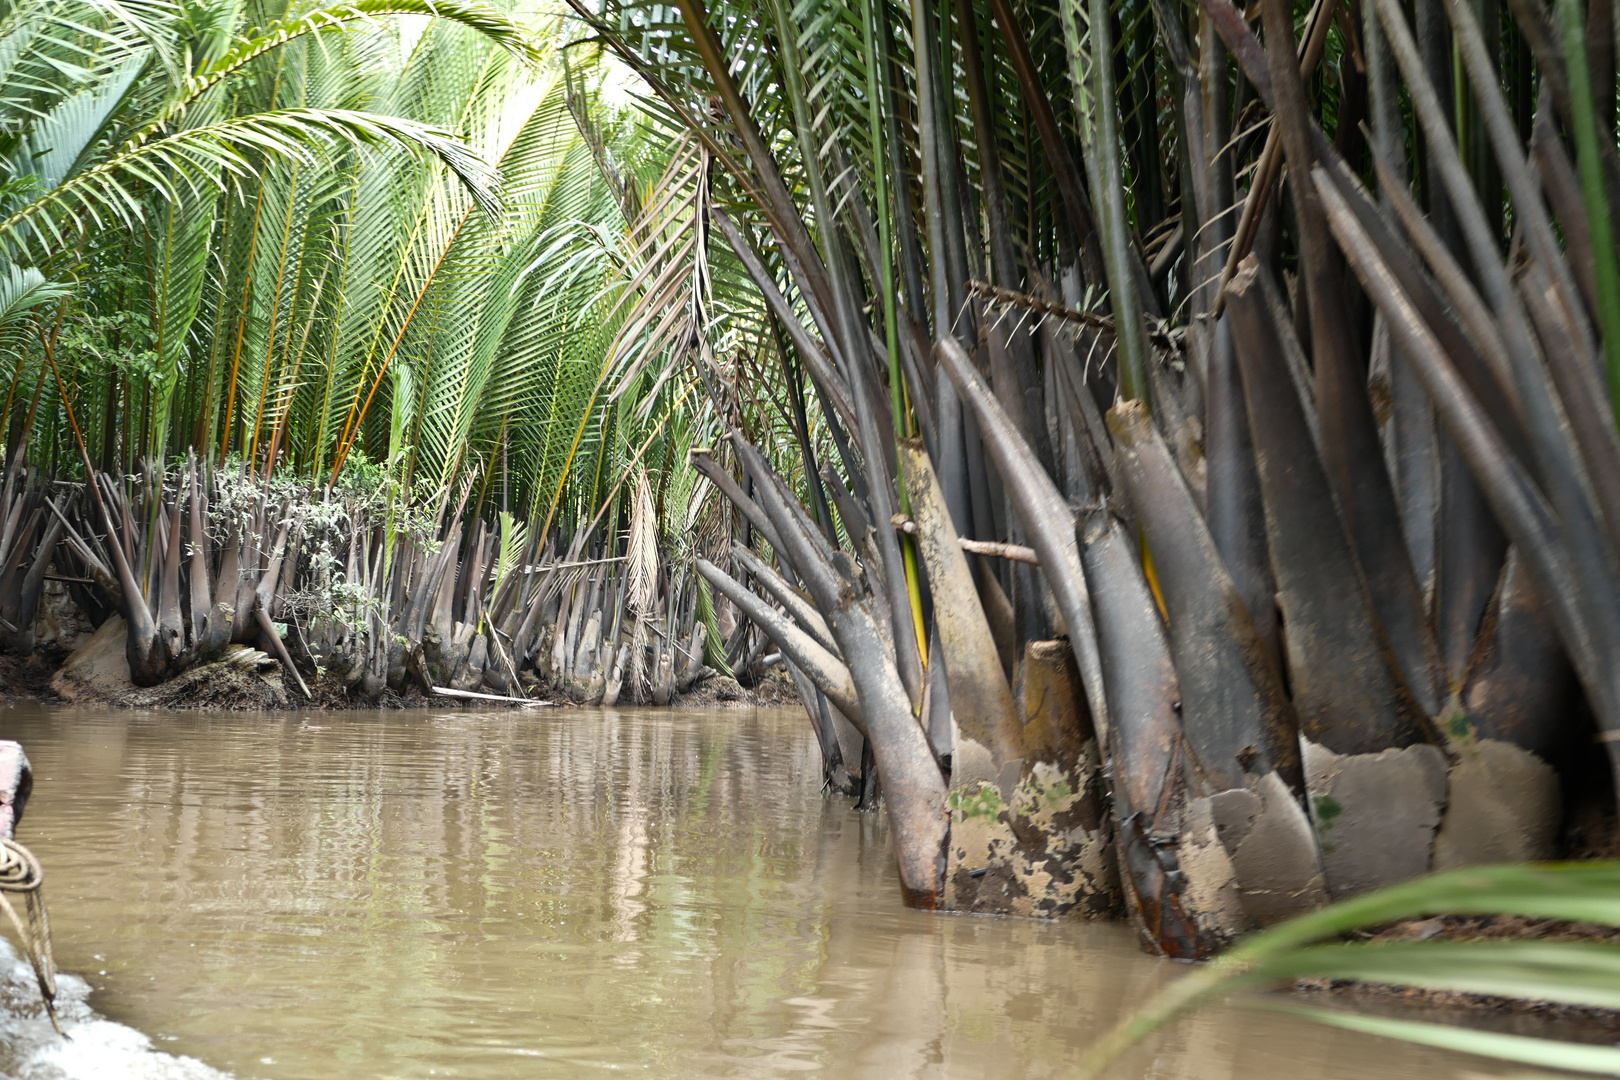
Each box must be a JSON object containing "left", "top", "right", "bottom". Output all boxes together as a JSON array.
[
  {"left": 560, "top": 0, "right": 1620, "bottom": 956},
  {"left": 0, "top": 0, "right": 737, "bottom": 706}
]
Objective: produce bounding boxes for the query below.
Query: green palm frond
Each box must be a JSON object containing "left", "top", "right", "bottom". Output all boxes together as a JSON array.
[
  {"left": 136, "top": 0, "right": 542, "bottom": 140},
  {"left": 1078, "top": 864, "right": 1620, "bottom": 1079},
  {"left": 0, "top": 264, "right": 70, "bottom": 341},
  {"left": 0, "top": 106, "right": 500, "bottom": 254},
  {"left": 146, "top": 182, "right": 217, "bottom": 456},
  {"left": 11, "top": 50, "right": 151, "bottom": 190}
]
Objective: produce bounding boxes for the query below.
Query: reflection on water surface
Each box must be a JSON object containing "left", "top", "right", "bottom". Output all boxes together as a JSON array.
[{"left": 0, "top": 704, "right": 1500, "bottom": 1079}]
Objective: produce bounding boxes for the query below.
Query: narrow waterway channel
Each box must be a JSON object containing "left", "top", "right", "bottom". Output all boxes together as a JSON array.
[{"left": 0, "top": 704, "right": 1516, "bottom": 1079}]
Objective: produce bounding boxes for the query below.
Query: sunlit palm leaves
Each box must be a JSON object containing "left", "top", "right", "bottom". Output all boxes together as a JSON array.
[{"left": 0, "top": 0, "right": 743, "bottom": 555}]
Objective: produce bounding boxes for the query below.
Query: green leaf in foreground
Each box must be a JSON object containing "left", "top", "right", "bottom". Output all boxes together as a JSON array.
[
  {"left": 1258, "top": 1005, "right": 1620, "bottom": 1076},
  {"left": 1075, "top": 863, "right": 1620, "bottom": 1079}
]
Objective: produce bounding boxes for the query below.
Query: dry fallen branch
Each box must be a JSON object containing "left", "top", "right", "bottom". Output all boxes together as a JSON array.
[{"left": 891, "top": 515, "right": 1040, "bottom": 565}]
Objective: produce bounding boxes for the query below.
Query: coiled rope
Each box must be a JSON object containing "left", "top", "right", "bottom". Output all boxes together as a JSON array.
[{"left": 0, "top": 836, "right": 61, "bottom": 1034}]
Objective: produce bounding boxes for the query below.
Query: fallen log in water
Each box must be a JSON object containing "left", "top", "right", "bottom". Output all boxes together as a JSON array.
[{"left": 431, "top": 686, "right": 556, "bottom": 706}]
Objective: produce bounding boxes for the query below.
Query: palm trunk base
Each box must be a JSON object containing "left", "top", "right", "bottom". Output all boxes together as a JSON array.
[
  {"left": 944, "top": 639, "right": 1122, "bottom": 918},
  {"left": 1303, "top": 739, "right": 1449, "bottom": 899},
  {"left": 1433, "top": 738, "right": 1561, "bottom": 867}
]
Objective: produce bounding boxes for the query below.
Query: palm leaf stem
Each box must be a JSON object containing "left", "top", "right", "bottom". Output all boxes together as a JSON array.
[{"left": 1558, "top": 0, "right": 1620, "bottom": 425}]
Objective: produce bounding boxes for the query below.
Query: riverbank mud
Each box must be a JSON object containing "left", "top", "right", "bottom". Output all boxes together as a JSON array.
[{"left": 3, "top": 614, "right": 796, "bottom": 713}]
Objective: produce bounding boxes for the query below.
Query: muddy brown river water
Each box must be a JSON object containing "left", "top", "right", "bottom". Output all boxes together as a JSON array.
[{"left": 0, "top": 703, "right": 1519, "bottom": 1079}]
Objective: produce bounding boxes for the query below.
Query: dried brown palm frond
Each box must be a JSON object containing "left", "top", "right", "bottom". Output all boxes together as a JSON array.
[{"left": 626, "top": 465, "right": 660, "bottom": 620}]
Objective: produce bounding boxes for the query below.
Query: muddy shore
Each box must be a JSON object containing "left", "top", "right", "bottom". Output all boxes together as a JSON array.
[{"left": 0, "top": 626, "right": 797, "bottom": 713}]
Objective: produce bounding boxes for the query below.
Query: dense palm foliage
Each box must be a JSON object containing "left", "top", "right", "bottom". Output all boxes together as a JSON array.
[
  {"left": 544, "top": 0, "right": 1620, "bottom": 957},
  {"left": 0, "top": 0, "right": 768, "bottom": 701},
  {"left": 0, "top": 0, "right": 648, "bottom": 515}
]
